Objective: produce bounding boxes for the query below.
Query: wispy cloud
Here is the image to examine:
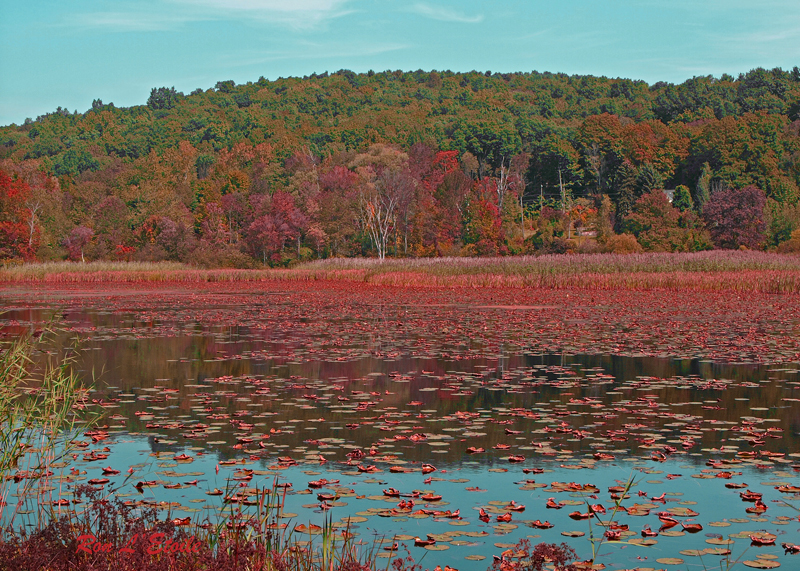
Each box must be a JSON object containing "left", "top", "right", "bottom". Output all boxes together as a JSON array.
[
  {"left": 216, "top": 40, "right": 409, "bottom": 68},
  {"left": 67, "top": 10, "right": 195, "bottom": 32},
  {"left": 63, "top": 0, "right": 355, "bottom": 33},
  {"left": 174, "top": 0, "right": 354, "bottom": 29},
  {"left": 407, "top": 3, "right": 483, "bottom": 24}
]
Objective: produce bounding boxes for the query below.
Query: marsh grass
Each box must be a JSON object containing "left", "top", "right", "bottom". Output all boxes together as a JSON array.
[
  {"left": 3, "top": 252, "right": 800, "bottom": 292},
  {"left": 0, "top": 480, "right": 381, "bottom": 571},
  {"left": 299, "top": 250, "right": 800, "bottom": 275},
  {"left": 582, "top": 474, "right": 637, "bottom": 565},
  {"left": 0, "top": 261, "right": 187, "bottom": 276},
  {"left": 0, "top": 328, "right": 104, "bottom": 529}
]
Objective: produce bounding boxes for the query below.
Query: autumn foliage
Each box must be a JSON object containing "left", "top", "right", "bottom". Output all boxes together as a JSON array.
[
  {"left": 1, "top": 67, "right": 800, "bottom": 263},
  {"left": 702, "top": 185, "right": 767, "bottom": 249},
  {"left": 0, "top": 170, "right": 35, "bottom": 260}
]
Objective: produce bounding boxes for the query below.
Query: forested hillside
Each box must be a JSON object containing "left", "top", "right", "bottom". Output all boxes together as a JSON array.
[{"left": 1, "top": 67, "right": 800, "bottom": 265}]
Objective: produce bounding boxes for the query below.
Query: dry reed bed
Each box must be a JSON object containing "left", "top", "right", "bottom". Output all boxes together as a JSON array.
[
  {"left": 2, "top": 253, "right": 800, "bottom": 293},
  {"left": 366, "top": 269, "right": 800, "bottom": 293},
  {"left": 298, "top": 250, "right": 800, "bottom": 274}
]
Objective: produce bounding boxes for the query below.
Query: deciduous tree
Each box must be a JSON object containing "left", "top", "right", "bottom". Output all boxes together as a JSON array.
[
  {"left": 703, "top": 185, "right": 767, "bottom": 249},
  {"left": 0, "top": 169, "right": 34, "bottom": 259},
  {"left": 624, "top": 189, "right": 711, "bottom": 252},
  {"left": 62, "top": 226, "right": 94, "bottom": 262}
]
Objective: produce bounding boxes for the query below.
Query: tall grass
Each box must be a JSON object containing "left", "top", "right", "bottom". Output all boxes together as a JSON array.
[
  {"left": 3, "top": 252, "right": 800, "bottom": 292},
  {"left": 0, "top": 480, "right": 381, "bottom": 571},
  {"left": 0, "top": 328, "right": 102, "bottom": 529},
  {"left": 298, "top": 250, "right": 800, "bottom": 275},
  {"left": 0, "top": 261, "right": 188, "bottom": 280}
]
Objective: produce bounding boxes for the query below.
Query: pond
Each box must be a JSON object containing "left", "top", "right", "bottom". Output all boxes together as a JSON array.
[{"left": 3, "top": 283, "right": 800, "bottom": 570}]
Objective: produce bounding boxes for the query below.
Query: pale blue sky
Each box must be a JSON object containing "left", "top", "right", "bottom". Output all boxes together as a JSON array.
[{"left": 1, "top": 0, "right": 799, "bottom": 126}]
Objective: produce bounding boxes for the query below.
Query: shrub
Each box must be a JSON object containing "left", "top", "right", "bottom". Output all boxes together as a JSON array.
[
  {"left": 542, "top": 237, "right": 570, "bottom": 255},
  {"left": 0, "top": 482, "right": 377, "bottom": 571},
  {"left": 766, "top": 197, "right": 800, "bottom": 247},
  {"left": 61, "top": 226, "right": 94, "bottom": 262},
  {"left": 490, "top": 539, "right": 577, "bottom": 571},
  {"left": 187, "top": 243, "right": 256, "bottom": 269},
  {"left": 602, "top": 233, "right": 643, "bottom": 254},
  {"left": 575, "top": 237, "right": 601, "bottom": 254},
  {"left": 777, "top": 229, "right": 800, "bottom": 253}
]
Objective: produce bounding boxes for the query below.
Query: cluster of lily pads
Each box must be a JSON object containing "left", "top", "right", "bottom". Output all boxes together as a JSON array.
[{"left": 2, "top": 282, "right": 800, "bottom": 570}]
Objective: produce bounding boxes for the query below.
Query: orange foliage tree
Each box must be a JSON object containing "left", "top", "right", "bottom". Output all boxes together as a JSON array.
[{"left": 0, "top": 168, "right": 36, "bottom": 260}]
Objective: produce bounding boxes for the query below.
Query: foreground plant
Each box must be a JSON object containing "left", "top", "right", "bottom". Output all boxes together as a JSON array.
[
  {"left": 583, "top": 474, "right": 637, "bottom": 565},
  {"left": 490, "top": 539, "right": 576, "bottom": 571},
  {"left": 2, "top": 484, "right": 217, "bottom": 571},
  {"left": 0, "top": 482, "right": 381, "bottom": 571},
  {"left": 0, "top": 326, "right": 103, "bottom": 528}
]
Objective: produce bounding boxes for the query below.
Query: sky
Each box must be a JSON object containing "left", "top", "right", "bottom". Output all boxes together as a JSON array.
[{"left": 1, "top": 0, "right": 799, "bottom": 126}]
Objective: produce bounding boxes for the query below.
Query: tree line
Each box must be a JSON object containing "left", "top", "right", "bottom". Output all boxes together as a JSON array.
[{"left": 1, "top": 67, "right": 799, "bottom": 264}]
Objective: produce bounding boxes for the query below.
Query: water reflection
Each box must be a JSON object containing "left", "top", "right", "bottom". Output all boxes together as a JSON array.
[{"left": 2, "top": 288, "right": 800, "bottom": 569}]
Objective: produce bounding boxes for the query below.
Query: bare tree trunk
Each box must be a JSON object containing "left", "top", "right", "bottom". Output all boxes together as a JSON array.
[
  {"left": 26, "top": 201, "right": 42, "bottom": 247},
  {"left": 362, "top": 193, "right": 397, "bottom": 260},
  {"left": 496, "top": 158, "right": 509, "bottom": 217}
]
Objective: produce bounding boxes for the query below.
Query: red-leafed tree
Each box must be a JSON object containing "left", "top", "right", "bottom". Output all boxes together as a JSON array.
[
  {"left": 245, "top": 214, "right": 283, "bottom": 264},
  {"left": 0, "top": 168, "right": 36, "bottom": 260},
  {"left": 245, "top": 191, "right": 307, "bottom": 264},
  {"left": 317, "top": 164, "right": 358, "bottom": 257},
  {"left": 272, "top": 190, "right": 309, "bottom": 256},
  {"left": 423, "top": 151, "right": 469, "bottom": 255},
  {"left": 408, "top": 149, "right": 463, "bottom": 256},
  {"left": 139, "top": 214, "right": 193, "bottom": 260},
  {"left": 464, "top": 177, "right": 504, "bottom": 255},
  {"left": 62, "top": 226, "right": 94, "bottom": 262},
  {"left": 703, "top": 185, "right": 767, "bottom": 249}
]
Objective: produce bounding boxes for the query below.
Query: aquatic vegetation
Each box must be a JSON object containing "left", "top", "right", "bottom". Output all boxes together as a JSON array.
[
  {"left": 0, "top": 479, "right": 382, "bottom": 571},
  {"left": 3, "top": 251, "right": 800, "bottom": 293},
  {"left": 0, "top": 327, "right": 102, "bottom": 527},
  {"left": 1, "top": 281, "right": 800, "bottom": 570},
  {"left": 488, "top": 539, "right": 576, "bottom": 571}
]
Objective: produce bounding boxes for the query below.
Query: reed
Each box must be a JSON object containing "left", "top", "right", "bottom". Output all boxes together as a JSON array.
[
  {"left": 3, "top": 252, "right": 800, "bottom": 293},
  {"left": 583, "top": 474, "right": 637, "bottom": 566},
  {"left": 298, "top": 250, "right": 800, "bottom": 275},
  {"left": 0, "top": 479, "right": 381, "bottom": 571},
  {"left": 0, "top": 328, "right": 103, "bottom": 529}
]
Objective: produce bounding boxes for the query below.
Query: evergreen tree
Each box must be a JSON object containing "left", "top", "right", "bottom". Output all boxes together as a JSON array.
[
  {"left": 612, "top": 160, "right": 638, "bottom": 229},
  {"left": 147, "top": 87, "right": 180, "bottom": 110},
  {"left": 636, "top": 162, "right": 664, "bottom": 195},
  {"left": 595, "top": 194, "right": 615, "bottom": 243},
  {"left": 695, "top": 162, "right": 712, "bottom": 213},
  {"left": 672, "top": 185, "right": 693, "bottom": 211}
]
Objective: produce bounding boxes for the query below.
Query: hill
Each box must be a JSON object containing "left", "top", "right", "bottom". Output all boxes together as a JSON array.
[{"left": 1, "top": 68, "right": 799, "bottom": 264}]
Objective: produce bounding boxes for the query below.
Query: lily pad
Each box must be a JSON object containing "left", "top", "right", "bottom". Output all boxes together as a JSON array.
[{"left": 742, "top": 561, "right": 780, "bottom": 569}]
